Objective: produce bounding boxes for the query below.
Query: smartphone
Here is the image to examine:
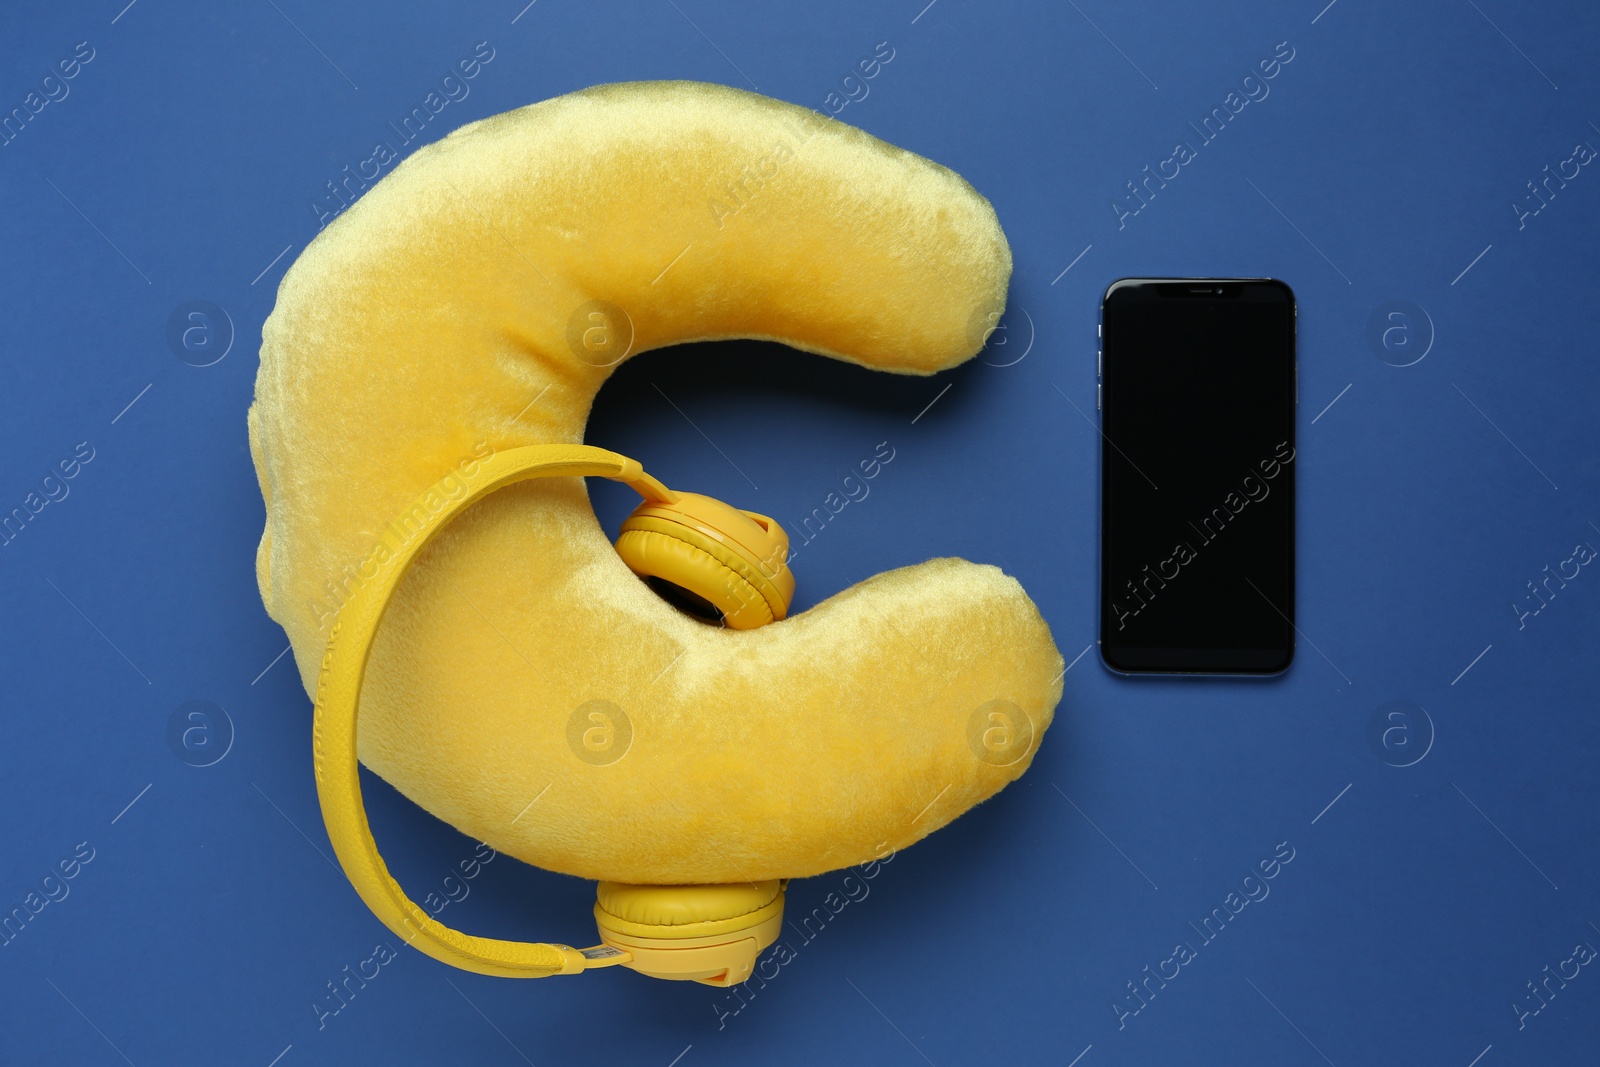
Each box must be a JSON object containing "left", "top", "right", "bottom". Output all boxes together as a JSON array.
[{"left": 1098, "top": 278, "right": 1296, "bottom": 675}]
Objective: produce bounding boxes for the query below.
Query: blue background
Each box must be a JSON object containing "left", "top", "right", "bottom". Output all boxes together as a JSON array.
[{"left": 2, "top": 1, "right": 1597, "bottom": 1064}]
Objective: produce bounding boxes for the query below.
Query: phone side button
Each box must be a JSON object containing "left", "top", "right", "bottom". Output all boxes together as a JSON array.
[{"left": 1096, "top": 383, "right": 1101, "bottom": 410}]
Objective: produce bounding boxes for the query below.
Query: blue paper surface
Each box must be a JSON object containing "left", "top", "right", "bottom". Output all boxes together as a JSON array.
[{"left": 1, "top": 1, "right": 1596, "bottom": 1063}]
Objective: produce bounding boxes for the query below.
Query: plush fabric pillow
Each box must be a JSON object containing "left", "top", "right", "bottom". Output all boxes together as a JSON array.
[{"left": 250, "top": 81, "right": 1062, "bottom": 885}]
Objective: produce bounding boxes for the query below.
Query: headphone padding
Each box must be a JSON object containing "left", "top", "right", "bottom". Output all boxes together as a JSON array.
[
  {"left": 597, "top": 880, "right": 781, "bottom": 926},
  {"left": 595, "top": 880, "right": 785, "bottom": 941}
]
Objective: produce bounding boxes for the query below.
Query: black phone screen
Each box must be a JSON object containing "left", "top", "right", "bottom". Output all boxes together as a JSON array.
[{"left": 1099, "top": 279, "right": 1296, "bottom": 674}]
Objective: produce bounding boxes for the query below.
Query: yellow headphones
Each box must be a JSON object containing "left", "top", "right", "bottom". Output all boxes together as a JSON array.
[{"left": 314, "top": 443, "right": 796, "bottom": 986}]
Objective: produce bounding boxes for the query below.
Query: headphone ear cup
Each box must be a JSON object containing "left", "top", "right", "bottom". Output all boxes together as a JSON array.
[
  {"left": 614, "top": 527, "right": 777, "bottom": 629},
  {"left": 593, "top": 880, "right": 786, "bottom": 986}
]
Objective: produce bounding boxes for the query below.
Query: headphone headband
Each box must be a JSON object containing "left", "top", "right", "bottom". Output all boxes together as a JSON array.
[{"left": 313, "top": 444, "right": 655, "bottom": 978}]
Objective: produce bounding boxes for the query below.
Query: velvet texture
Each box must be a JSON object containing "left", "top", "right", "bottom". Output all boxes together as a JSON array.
[{"left": 250, "top": 81, "right": 1063, "bottom": 885}]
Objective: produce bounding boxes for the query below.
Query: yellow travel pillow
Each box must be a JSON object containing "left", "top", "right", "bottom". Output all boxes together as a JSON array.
[{"left": 249, "top": 80, "right": 1062, "bottom": 972}]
